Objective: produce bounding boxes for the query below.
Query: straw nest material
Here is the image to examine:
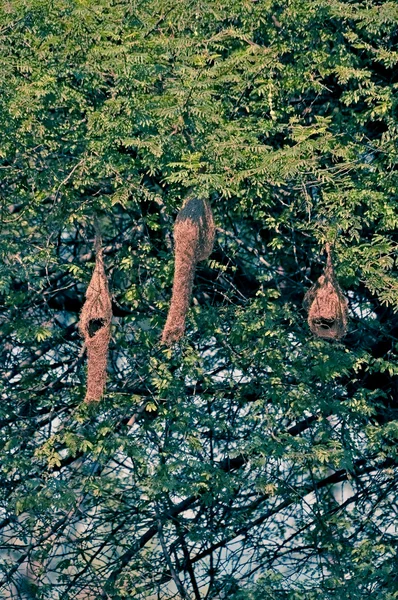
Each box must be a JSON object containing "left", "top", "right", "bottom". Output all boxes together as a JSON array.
[
  {"left": 303, "top": 243, "right": 348, "bottom": 340},
  {"left": 79, "top": 234, "right": 112, "bottom": 402},
  {"left": 161, "top": 197, "right": 215, "bottom": 345}
]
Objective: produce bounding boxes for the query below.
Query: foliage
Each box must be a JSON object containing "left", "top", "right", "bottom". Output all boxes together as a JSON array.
[{"left": 0, "top": 0, "right": 397, "bottom": 598}]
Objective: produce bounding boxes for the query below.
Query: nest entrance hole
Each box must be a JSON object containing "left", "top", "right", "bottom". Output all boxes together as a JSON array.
[
  {"left": 88, "top": 318, "right": 106, "bottom": 338},
  {"left": 313, "top": 317, "right": 336, "bottom": 331}
]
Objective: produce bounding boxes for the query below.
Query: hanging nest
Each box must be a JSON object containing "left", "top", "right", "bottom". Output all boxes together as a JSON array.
[
  {"left": 78, "top": 232, "right": 112, "bottom": 402},
  {"left": 161, "top": 197, "right": 215, "bottom": 346},
  {"left": 303, "top": 243, "right": 348, "bottom": 340}
]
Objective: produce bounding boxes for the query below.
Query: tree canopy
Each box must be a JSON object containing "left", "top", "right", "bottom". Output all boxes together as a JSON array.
[{"left": 0, "top": 0, "right": 397, "bottom": 598}]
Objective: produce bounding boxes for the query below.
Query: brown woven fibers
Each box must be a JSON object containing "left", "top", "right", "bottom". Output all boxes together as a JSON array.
[
  {"left": 303, "top": 243, "right": 348, "bottom": 340},
  {"left": 79, "top": 233, "right": 112, "bottom": 402},
  {"left": 161, "top": 197, "right": 215, "bottom": 345}
]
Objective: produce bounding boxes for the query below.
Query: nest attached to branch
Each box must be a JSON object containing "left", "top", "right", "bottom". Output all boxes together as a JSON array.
[
  {"left": 161, "top": 197, "right": 215, "bottom": 346},
  {"left": 303, "top": 243, "right": 348, "bottom": 340},
  {"left": 79, "top": 232, "right": 112, "bottom": 402}
]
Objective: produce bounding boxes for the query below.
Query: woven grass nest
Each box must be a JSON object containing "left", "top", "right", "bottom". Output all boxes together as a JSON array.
[
  {"left": 79, "top": 235, "right": 112, "bottom": 402},
  {"left": 303, "top": 243, "right": 348, "bottom": 340},
  {"left": 161, "top": 197, "right": 215, "bottom": 345}
]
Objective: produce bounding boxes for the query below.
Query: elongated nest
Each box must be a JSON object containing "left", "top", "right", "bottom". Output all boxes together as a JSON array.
[
  {"left": 78, "top": 241, "right": 112, "bottom": 402},
  {"left": 161, "top": 197, "right": 215, "bottom": 345},
  {"left": 303, "top": 245, "right": 348, "bottom": 340}
]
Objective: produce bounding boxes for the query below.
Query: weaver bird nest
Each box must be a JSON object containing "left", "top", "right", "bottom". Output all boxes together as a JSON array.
[
  {"left": 303, "top": 244, "right": 348, "bottom": 340},
  {"left": 79, "top": 236, "right": 112, "bottom": 402},
  {"left": 161, "top": 197, "right": 215, "bottom": 345}
]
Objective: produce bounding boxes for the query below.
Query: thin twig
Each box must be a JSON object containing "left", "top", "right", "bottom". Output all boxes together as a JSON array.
[{"left": 155, "top": 505, "right": 188, "bottom": 599}]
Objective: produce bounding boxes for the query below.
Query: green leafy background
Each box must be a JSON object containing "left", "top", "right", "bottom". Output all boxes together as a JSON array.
[{"left": 0, "top": 0, "right": 397, "bottom": 598}]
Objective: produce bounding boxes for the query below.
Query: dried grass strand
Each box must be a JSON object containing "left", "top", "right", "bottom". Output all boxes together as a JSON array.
[
  {"left": 161, "top": 198, "right": 215, "bottom": 345},
  {"left": 79, "top": 233, "right": 112, "bottom": 402},
  {"left": 303, "top": 243, "right": 348, "bottom": 340}
]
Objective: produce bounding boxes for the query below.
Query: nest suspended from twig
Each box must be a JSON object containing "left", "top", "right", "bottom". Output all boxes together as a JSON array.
[
  {"left": 79, "top": 231, "right": 112, "bottom": 402},
  {"left": 161, "top": 197, "right": 215, "bottom": 345},
  {"left": 303, "top": 243, "right": 348, "bottom": 340}
]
